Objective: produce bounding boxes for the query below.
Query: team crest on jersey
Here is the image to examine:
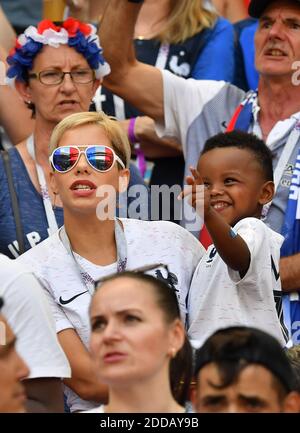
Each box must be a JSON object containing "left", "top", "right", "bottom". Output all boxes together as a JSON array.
[
  {"left": 155, "top": 269, "right": 179, "bottom": 292},
  {"left": 206, "top": 247, "right": 217, "bottom": 264}
]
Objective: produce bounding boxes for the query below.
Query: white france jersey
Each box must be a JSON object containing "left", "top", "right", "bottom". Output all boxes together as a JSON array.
[
  {"left": 187, "top": 218, "right": 286, "bottom": 349},
  {"left": 17, "top": 218, "right": 204, "bottom": 412}
]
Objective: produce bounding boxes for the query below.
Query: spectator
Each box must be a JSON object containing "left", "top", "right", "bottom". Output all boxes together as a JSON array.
[
  {"left": 0, "top": 298, "right": 29, "bottom": 413},
  {"left": 192, "top": 326, "right": 299, "bottom": 413},
  {"left": 98, "top": 0, "right": 235, "bottom": 223},
  {"left": 0, "top": 254, "right": 71, "bottom": 412},
  {"left": 85, "top": 270, "right": 193, "bottom": 412},
  {"left": 180, "top": 131, "right": 287, "bottom": 348},
  {"left": 98, "top": 0, "right": 300, "bottom": 324},
  {"left": 0, "top": 17, "right": 147, "bottom": 259},
  {"left": 17, "top": 111, "right": 204, "bottom": 412}
]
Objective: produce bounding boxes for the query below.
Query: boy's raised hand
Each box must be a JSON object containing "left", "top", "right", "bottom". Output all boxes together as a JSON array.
[{"left": 178, "top": 166, "right": 210, "bottom": 218}]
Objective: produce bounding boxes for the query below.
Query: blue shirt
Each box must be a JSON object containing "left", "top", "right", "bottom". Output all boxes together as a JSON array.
[{"left": 192, "top": 17, "right": 235, "bottom": 82}]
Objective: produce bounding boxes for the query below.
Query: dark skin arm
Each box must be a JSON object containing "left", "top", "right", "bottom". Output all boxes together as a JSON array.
[
  {"left": 180, "top": 167, "right": 250, "bottom": 278},
  {"left": 24, "top": 378, "right": 64, "bottom": 413},
  {"left": 99, "top": 0, "right": 164, "bottom": 122}
]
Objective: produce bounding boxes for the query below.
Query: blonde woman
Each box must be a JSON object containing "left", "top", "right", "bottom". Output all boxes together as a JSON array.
[
  {"left": 97, "top": 0, "right": 235, "bottom": 222},
  {"left": 18, "top": 111, "right": 204, "bottom": 412}
]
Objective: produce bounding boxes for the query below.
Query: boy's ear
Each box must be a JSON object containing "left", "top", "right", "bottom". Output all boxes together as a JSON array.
[{"left": 258, "top": 181, "right": 274, "bottom": 206}]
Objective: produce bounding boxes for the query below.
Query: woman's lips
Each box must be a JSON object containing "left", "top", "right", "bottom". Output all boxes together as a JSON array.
[
  {"left": 70, "top": 180, "right": 97, "bottom": 197},
  {"left": 103, "top": 352, "right": 127, "bottom": 363}
]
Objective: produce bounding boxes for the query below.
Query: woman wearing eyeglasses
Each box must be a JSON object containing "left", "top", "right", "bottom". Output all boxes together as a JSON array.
[
  {"left": 86, "top": 270, "right": 193, "bottom": 413},
  {"left": 17, "top": 110, "right": 204, "bottom": 412},
  {"left": 0, "top": 17, "right": 147, "bottom": 259}
]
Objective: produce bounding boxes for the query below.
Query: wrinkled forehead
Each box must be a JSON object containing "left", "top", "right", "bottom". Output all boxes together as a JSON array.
[
  {"left": 32, "top": 44, "right": 89, "bottom": 70},
  {"left": 260, "top": 0, "right": 300, "bottom": 19}
]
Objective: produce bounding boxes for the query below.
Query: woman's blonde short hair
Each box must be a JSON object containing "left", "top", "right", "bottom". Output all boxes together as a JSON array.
[{"left": 49, "top": 111, "right": 131, "bottom": 169}]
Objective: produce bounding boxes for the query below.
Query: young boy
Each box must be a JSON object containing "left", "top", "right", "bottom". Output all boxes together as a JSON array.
[{"left": 181, "top": 130, "right": 287, "bottom": 348}]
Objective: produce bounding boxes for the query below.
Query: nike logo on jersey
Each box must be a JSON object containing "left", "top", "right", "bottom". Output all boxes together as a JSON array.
[{"left": 59, "top": 290, "right": 88, "bottom": 305}]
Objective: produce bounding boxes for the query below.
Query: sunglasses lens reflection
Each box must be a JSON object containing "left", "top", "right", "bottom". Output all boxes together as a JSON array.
[
  {"left": 53, "top": 146, "right": 79, "bottom": 172},
  {"left": 52, "top": 146, "right": 115, "bottom": 172},
  {"left": 86, "top": 146, "right": 114, "bottom": 172}
]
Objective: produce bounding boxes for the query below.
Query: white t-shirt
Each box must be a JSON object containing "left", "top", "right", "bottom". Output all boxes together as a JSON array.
[
  {"left": 187, "top": 218, "right": 286, "bottom": 348},
  {"left": 17, "top": 218, "right": 204, "bottom": 412},
  {"left": 0, "top": 254, "right": 71, "bottom": 379}
]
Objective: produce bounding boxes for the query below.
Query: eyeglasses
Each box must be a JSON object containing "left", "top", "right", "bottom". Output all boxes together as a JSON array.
[
  {"left": 28, "top": 69, "right": 95, "bottom": 85},
  {"left": 49, "top": 145, "right": 125, "bottom": 173}
]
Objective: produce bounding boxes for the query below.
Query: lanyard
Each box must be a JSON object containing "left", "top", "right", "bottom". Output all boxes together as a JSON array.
[
  {"left": 227, "top": 94, "right": 300, "bottom": 218},
  {"left": 26, "top": 135, "right": 59, "bottom": 235},
  {"left": 59, "top": 218, "right": 128, "bottom": 295}
]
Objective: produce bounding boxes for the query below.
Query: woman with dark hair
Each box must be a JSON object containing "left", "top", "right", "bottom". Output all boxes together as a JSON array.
[{"left": 87, "top": 270, "right": 193, "bottom": 412}]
